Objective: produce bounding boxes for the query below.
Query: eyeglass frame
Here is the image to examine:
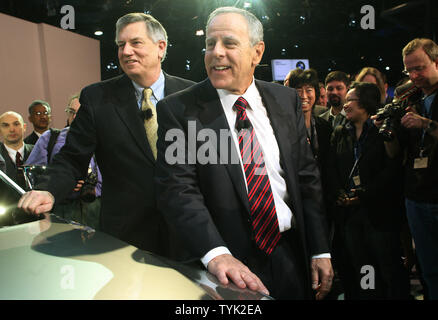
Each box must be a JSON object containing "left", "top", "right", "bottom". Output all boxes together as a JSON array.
[
  {"left": 65, "top": 108, "right": 77, "bottom": 115},
  {"left": 402, "top": 60, "right": 434, "bottom": 76},
  {"left": 32, "top": 111, "right": 50, "bottom": 116}
]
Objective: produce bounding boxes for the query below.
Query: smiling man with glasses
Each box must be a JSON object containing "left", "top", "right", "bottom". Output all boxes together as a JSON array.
[
  {"left": 24, "top": 100, "right": 52, "bottom": 145},
  {"left": 374, "top": 38, "right": 438, "bottom": 300}
]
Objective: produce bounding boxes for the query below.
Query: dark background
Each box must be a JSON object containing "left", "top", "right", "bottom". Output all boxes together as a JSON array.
[{"left": 1, "top": 0, "right": 436, "bottom": 87}]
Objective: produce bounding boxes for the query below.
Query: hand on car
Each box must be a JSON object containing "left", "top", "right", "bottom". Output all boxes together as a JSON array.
[
  {"left": 207, "top": 254, "right": 269, "bottom": 295},
  {"left": 18, "top": 190, "right": 55, "bottom": 215}
]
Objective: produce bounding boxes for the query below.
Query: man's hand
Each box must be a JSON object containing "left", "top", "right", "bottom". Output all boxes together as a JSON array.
[
  {"left": 207, "top": 254, "right": 269, "bottom": 295},
  {"left": 73, "top": 180, "right": 85, "bottom": 192},
  {"left": 401, "top": 111, "right": 430, "bottom": 129},
  {"left": 311, "top": 258, "right": 334, "bottom": 300},
  {"left": 18, "top": 190, "right": 55, "bottom": 215},
  {"left": 370, "top": 114, "right": 384, "bottom": 128}
]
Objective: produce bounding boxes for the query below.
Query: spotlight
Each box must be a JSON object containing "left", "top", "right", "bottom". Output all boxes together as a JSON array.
[
  {"left": 0, "top": 206, "right": 6, "bottom": 216},
  {"left": 196, "top": 30, "right": 204, "bottom": 36},
  {"left": 94, "top": 31, "right": 103, "bottom": 36},
  {"left": 385, "top": 66, "right": 390, "bottom": 71},
  {"left": 106, "top": 62, "right": 118, "bottom": 70}
]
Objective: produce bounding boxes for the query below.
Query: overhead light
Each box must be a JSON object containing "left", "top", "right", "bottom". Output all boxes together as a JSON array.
[
  {"left": 385, "top": 66, "right": 390, "bottom": 71},
  {"left": 196, "top": 30, "right": 204, "bottom": 36},
  {"left": 243, "top": 2, "right": 252, "bottom": 9},
  {"left": 94, "top": 30, "right": 103, "bottom": 36}
]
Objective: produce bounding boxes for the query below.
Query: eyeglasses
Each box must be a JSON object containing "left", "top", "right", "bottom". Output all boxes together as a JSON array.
[
  {"left": 402, "top": 63, "right": 431, "bottom": 76},
  {"left": 65, "top": 108, "right": 77, "bottom": 115},
  {"left": 33, "top": 111, "right": 49, "bottom": 116}
]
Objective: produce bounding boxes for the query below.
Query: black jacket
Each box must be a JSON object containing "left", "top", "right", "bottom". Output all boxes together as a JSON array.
[
  {"left": 327, "top": 120, "right": 404, "bottom": 229},
  {"left": 40, "top": 73, "right": 195, "bottom": 255}
]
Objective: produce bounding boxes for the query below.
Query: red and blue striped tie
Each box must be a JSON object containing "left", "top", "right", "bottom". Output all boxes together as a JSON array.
[{"left": 234, "top": 96, "right": 281, "bottom": 255}]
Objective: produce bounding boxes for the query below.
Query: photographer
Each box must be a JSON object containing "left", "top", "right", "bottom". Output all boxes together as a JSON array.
[
  {"left": 328, "top": 82, "right": 410, "bottom": 299},
  {"left": 373, "top": 38, "right": 438, "bottom": 299}
]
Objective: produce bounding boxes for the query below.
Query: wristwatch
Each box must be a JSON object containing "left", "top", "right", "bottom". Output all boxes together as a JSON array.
[{"left": 426, "top": 120, "right": 437, "bottom": 133}]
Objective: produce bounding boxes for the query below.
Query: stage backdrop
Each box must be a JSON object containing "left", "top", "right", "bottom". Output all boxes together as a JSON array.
[{"left": 0, "top": 12, "right": 100, "bottom": 133}]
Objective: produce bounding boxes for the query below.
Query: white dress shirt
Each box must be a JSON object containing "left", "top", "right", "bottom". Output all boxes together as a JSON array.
[
  {"left": 4, "top": 144, "right": 25, "bottom": 164},
  {"left": 201, "top": 80, "right": 330, "bottom": 268}
]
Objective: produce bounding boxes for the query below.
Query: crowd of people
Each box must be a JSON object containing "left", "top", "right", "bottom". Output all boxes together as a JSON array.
[{"left": 1, "top": 6, "right": 437, "bottom": 300}]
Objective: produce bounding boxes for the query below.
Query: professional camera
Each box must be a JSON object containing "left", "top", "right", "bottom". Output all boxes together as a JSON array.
[
  {"left": 375, "top": 103, "right": 406, "bottom": 141},
  {"left": 375, "top": 80, "right": 421, "bottom": 141},
  {"left": 80, "top": 170, "right": 98, "bottom": 202}
]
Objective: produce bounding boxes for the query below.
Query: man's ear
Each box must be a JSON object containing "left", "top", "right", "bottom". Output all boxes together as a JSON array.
[
  {"left": 157, "top": 40, "right": 167, "bottom": 61},
  {"left": 252, "top": 41, "right": 265, "bottom": 67}
]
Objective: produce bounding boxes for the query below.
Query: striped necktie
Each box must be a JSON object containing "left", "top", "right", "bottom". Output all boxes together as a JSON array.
[
  {"left": 142, "top": 88, "right": 158, "bottom": 160},
  {"left": 234, "top": 96, "right": 281, "bottom": 255}
]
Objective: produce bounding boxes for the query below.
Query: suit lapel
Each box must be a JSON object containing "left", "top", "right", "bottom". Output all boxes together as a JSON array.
[
  {"left": 255, "top": 80, "right": 294, "bottom": 173},
  {"left": 113, "top": 75, "right": 155, "bottom": 164},
  {"left": 196, "top": 80, "right": 250, "bottom": 213}
]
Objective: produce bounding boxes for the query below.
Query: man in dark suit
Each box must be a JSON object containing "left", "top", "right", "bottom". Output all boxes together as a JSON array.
[
  {"left": 24, "top": 100, "right": 52, "bottom": 145},
  {"left": 155, "top": 7, "right": 333, "bottom": 299},
  {"left": 18, "top": 13, "right": 194, "bottom": 256},
  {"left": 0, "top": 111, "right": 33, "bottom": 189}
]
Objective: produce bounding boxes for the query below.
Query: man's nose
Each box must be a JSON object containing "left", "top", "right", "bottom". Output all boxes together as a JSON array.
[
  {"left": 121, "top": 43, "right": 134, "bottom": 56},
  {"left": 211, "top": 42, "right": 225, "bottom": 57}
]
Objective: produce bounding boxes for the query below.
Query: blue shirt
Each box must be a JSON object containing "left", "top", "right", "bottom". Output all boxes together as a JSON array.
[
  {"left": 25, "top": 127, "right": 102, "bottom": 197},
  {"left": 131, "top": 71, "right": 165, "bottom": 108},
  {"left": 423, "top": 92, "right": 436, "bottom": 117}
]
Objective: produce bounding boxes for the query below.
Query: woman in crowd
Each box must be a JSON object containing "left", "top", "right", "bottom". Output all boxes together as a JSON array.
[
  {"left": 355, "top": 67, "right": 388, "bottom": 105},
  {"left": 327, "top": 81, "right": 410, "bottom": 299}
]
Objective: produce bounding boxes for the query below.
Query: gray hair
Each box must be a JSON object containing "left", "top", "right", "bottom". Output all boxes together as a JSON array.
[
  {"left": 206, "top": 7, "right": 264, "bottom": 46},
  {"left": 67, "top": 93, "right": 80, "bottom": 107},
  {"left": 115, "top": 13, "right": 168, "bottom": 61},
  {"left": 28, "top": 100, "right": 51, "bottom": 115}
]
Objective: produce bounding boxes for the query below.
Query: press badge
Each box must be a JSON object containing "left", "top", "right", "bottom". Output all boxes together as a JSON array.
[
  {"left": 353, "top": 175, "right": 361, "bottom": 187},
  {"left": 414, "top": 157, "right": 428, "bottom": 169}
]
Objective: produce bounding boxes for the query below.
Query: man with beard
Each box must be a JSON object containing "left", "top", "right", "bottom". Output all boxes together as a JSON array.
[{"left": 319, "top": 71, "right": 350, "bottom": 129}]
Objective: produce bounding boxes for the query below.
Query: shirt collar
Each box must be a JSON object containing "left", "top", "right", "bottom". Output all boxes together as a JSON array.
[
  {"left": 4, "top": 143, "right": 24, "bottom": 159},
  {"left": 131, "top": 70, "right": 165, "bottom": 104},
  {"left": 330, "top": 107, "right": 346, "bottom": 117},
  {"left": 217, "top": 78, "right": 259, "bottom": 110}
]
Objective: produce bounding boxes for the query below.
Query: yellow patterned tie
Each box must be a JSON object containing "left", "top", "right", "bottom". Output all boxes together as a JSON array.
[{"left": 142, "top": 88, "right": 158, "bottom": 160}]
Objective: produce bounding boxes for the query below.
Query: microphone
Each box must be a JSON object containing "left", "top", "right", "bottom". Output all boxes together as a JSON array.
[
  {"left": 235, "top": 119, "right": 252, "bottom": 132},
  {"left": 139, "top": 108, "right": 153, "bottom": 121}
]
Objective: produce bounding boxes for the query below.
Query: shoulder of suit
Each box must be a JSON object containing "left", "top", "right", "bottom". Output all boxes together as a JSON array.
[
  {"left": 81, "top": 74, "right": 127, "bottom": 94},
  {"left": 164, "top": 73, "right": 195, "bottom": 85},
  {"left": 24, "top": 143, "right": 34, "bottom": 153}
]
